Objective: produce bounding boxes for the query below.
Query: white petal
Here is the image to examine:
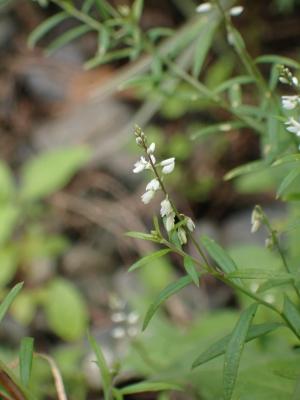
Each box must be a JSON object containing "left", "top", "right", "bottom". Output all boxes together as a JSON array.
[
  {"left": 186, "top": 218, "right": 195, "bottom": 232},
  {"left": 133, "top": 156, "right": 148, "bottom": 173},
  {"left": 141, "top": 190, "right": 155, "bottom": 204},
  {"left": 165, "top": 213, "right": 175, "bottom": 232},
  {"left": 196, "top": 2, "right": 212, "bottom": 13},
  {"left": 229, "top": 6, "right": 244, "bottom": 16},
  {"left": 146, "top": 178, "right": 160, "bottom": 191},
  {"left": 161, "top": 157, "right": 175, "bottom": 166},
  {"left": 162, "top": 162, "right": 175, "bottom": 174},
  {"left": 147, "top": 142, "right": 156, "bottom": 154},
  {"left": 177, "top": 228, "right": 187, "bottom": 245},
  {"left": 293, "top": 77, "right": 299, "bottom": 86},
  {"left": 160, "top": 198, "right": 172, "bottom": 217}
]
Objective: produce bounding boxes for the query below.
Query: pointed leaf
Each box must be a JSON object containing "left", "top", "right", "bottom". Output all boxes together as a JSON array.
[
  {"left": 255, "top": 55, "right": 300, "bottom": 69},
  {"left": 192, "top": 322, "right": 281, "bottom": 368},
  {"left": 143, "top": 275, "right": 193, "bottom": 330},
  {"left": 132, "top": 0, "right": 144, "bottom": 20},
  {"left": 277, "top": 168, "right": 300, "bottom": 198},
  {"left": 28, "top": 12, "right": 69, "bottom": 48},
  {"left": 224, "top": 160, "right": 265, "bottom": 181},
  {"left": 257, "top": 277, "right": 294, "bottom": 293},
  {"left": 282, "top": 296, "right": 300, "bottom": 337},
  {"left": 272, "top": 153, "right": 300, "bottom": 166},
  {"left": 129, "top": 249, "right": 171, "bottom": 272},
  {"left": 46, "top": 25, "right": 92, "bottom": 56},
  {"left": 190, "top": 121, "right": 245, "bottom": 140},
  {"left": 223, "top": 303, "right": 258, "bottom": 400},
  {"left": 183, "top": 255, "right": 199, "bottom": 287},
  {"left": 120, "top": 382, "right": 182, "bottom": 395},
  {"left": 19, "top": 337, "right": 34, "bottom": 387},
  {"left": 0, "top": 282, "right": 23, "bottom": 324}
]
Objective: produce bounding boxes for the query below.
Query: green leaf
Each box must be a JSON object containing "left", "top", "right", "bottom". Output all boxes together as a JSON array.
[
  {"left": 190, "top": 121, "right": 245, "bottom": 140},
  {"left": 213, "top": 75, "right": 254, "bottom": 93},
  {"left": 28, "top": 12, "right": 69, "bottom": 48},
  {"left": 257, "top": 277, "right": 294, "bottom": 293},
  {"left": 120, "top": 382, "right": 182, "bottom": 395},
  {"left": 227, "top": 269, "right": 292, "bottom": 280},
  {"left": 272, "top": 153, "right": 300, "bottom": 166},
  {"left": 87, "top": 332, "right": 111, "bottom": 398},
  {"left": 126, "top": 231, "right": 159, "bottom": 242},
  {"left": 0, "top": 282, "right": 23, "bottom": 324},
  {"left": 84, "top": 48, "right": 132, "bottom": 69},
  {"left": 201, "top": 236, "right": 241, "bottom": 285},
  {"left": 229, "top": 83, "right": 242, "bottom": 108},
  {"left": 277, "top": 168, "right": 300, "bottom": 198},
  {"left": 44, "top": 278, "right": 88, "bottom": 341},
  {"left": 143, "top": 275, "right": 193, "bottom": 330},
  {"left": 183, "top": 255, "right": 199, "bottom": 287},
  {"left": 224, "top": 160, "right": 266, "bottom": 181},
  {"left": 292, "top": 376, "right": 300, "bottom": 400},
  {"left": 132, "top": 0, "right": 144, "bottom": 20},
  {"left": 20, "top": 147, "right": 90, "bottom": 201},
  {"left": 282, "top": 296, "right": 300, "bottom": 337},
  {"left": 0, "top": 204, "right": 20, "bottom": 245},
  {"left": 0, "top": 247, "right": 19, "bottom": 287},
  {"left": 192, "top": 322, "right": 281, "bottom": 368},
  {"left": 223, "top": 303, "right": 258, "bottom": 400},
  {"left": 46, "top": 25, "right": 92, "bottom": 56},
  {"left": 129, "top": 249, "right": 171, "bottom": 272},
  {"left": 19, "top": 337, "right": 34, "bottom": 387},
  {"left": 192, "top": 19, "right": 218, "bottom": 78},
  {"left": 0, "top": 161, "right": 14, "bottom": 201},
  {"left": 255, "top": 55, "right": 300, "bottom": 69}
]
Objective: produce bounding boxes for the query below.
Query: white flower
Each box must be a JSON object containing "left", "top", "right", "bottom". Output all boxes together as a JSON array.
[
  {"left": 133, "top": 156, "right": 149, "bottom": 173},
  {"left": 285, "top": 117, "right": 300, "bottom": 136},
  {"left": 165, "top": 212, "right": 175, "bottom": 232},
  {"left": 229, "top": 6, "right": 244, "bottom": 16},
  {"left": 160, "top": 198, "right": 173, "bottom": 217},
  {"left": 279, "top": 77, "right": 289, "bottom": 84},
  {"left": 186, "top": 217, "right": 195, "bottom": 232},
  {"left": 282, "top": 95, "right": 299, "bottom": 110},
  {"left": 112, "top": 327, "right": 126, "bottom": 339},
  {"left": 161, "top": 157, "right": 175, "bottom": 174},
  {"left": 141, "top": 190, "right": 155, "bottom": 204},
  {"left": 149, "top": 154, "right": 156, "bottom": 164},
  {"left": 293, "top": 76, "right": 299, "bottom": 86},
  {"left": 178, "top": 227, "right": 187, "bottom": 245},
  {"left": 196, "top": 2, "right": 212, "bottom": 13},
  {"left": 136, "top": 137, "right": 143, "bottom": 146},
  {"left": 147, "top": 142, "right": 156, "bottom": 154},
  {"left": 146, "top": 178, "right": 160, "bottom": 192},
  {"left": 251, "top": 208, "right": 261, "bottom": 233}
]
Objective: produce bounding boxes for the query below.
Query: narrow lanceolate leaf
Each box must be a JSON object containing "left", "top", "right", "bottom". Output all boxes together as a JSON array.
[
  {"left": 87, "top": 333, "right": 111, "bottom": 397},
  {"left": 143, "top": 275, "right": 193, "bottom": 330},
  {"left": 276, "top": 168, "right": 300, "bottom": 198},
  {"left": 129, "top": 249, "right": 171, "bottom": 272},
  {"left": 201, "top": 236, "right": 241, "bottom": 285},
  {"left": 223, "top": 303, "right": 258, "bottom": 400},
  {"left": 0, "top": 282, "right": 23, "bottom": 324},
  {"left": 282, "top": 296, "right": 300, "bottom": 337},
  {"left": 192, "top": 322, "right": 281, "bottom": 368},
  {"left": 190, "top": 121, "right": 245, "bottom": 140},
  {"left": 183, "top": 256, "right": 199, "bottom": 287},
  {"left": 19, "top": 337, "right": 34, "bottom": 387},
  {"left": 214, "top": 75, "right": 254, "bottom": 94},
  {"left": 126, "top": 231, "right": 160, "bottom": 242},
  {"left": 272, "top": 153, "right": 300, "bottom": 167},
  {"left": 28, "top": 12, "right": 69, "bottom": 48},
  {"left": 255, "top": 55, "right": 300, "bottom": 69},
  {"left": 120, "top": 381, "right": 182, "bottom": 395},
  {"left": 224, "top": 160, "right": 265, "bottom": 181},
  {"left": 46, "top": 25, "right": 92, "bottom": 56},
  {"left": 227, "top": 269, "right": 291, "bottom": 280},
  {"left": 132, "top": 0, "right": 144, "bottom": 20},
  {"left": 257, "top": 277, "right": 294, "bottom": 293}
]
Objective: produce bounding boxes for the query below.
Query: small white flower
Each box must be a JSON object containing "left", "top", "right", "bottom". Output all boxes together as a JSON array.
[
  {"left": 133, "top": 156, "right": 149, "bottom": 173},
  {"left": 127, "top": 311, "right": 139, "bottom": 324},
  {"left": 111, "top": 312, "right": 126, "bottom": 322},
  {"left": 177, "top": 227, "right": 187, "bottom": 245},
  {"left": 141, "top": 190, "right": 155, "bottom": 204},
  {"left": 146, "top": 178, "right": 160, "bottom": 192},
  {"left": 136, "top": 137, "right": 143, "bottom": 146},
  {"left": 229, "top": 6, "right": 244, "bottom": 16},
  {"left": 165, "top": 212, "right": 175, "bottom": 232},
  {"left": 196, "top": 2, "right": 212, "bottom": 13},
  {"left": 160, "top": 198, "right": 173, "bottom": 217},
  {"left": 149, "top": 154, "right": 156, "bottom": 165},
  {"left": 285, "top": 117, "right": 300, "bottom": 136},
  {"left": 251, "top": 208, "right": 261, "bottom": 233},
  {"left": 127, "top": 326, "right": 139, "bottom": 337},
  {"left": 282, "top": 95, "right": 299, "bottom": 110},
  {"left": 186, "top": 217, "right": 195, "bottom": 232},
  {"left": 161, "top": 158, "right": 175, "bottom": 174},
  {"left": 147, "top": 142, "right": 156, "bottom": 154},
  {"left": 293, "top": 76, "right": 299, "bottom": 86},
  {"left": 279, "top": 77, "right": 289, "bottom": 84},
  {"left": 112, "top": 327, "right": 126, "bottom": 339}
]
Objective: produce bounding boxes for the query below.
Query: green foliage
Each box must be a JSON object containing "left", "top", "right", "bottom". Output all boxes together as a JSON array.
[{"left": 19, "top": 337, "right": 34, "bottom": 387}]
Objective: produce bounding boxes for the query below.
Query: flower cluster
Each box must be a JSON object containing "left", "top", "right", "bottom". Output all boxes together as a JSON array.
[
  {"left": 132, "top": 125, "right": 195, "bottom": 243},
  {"left": 196, "top": 2, "right": 244, "bottom": 16}
]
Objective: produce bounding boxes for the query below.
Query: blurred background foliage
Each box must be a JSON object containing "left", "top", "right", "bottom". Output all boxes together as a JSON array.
[{"left": 1, "top": 0, "right": 300, "bottom": 398}]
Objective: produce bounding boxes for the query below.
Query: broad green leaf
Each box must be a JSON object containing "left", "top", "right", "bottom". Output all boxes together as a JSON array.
[
  {"left": 223, "top": 303, "right": 258, "bottom": 400},
  {"left": 190, "top": 121, "right": 245, "bottom": 140},
  {"left": 0, "top": 204, "right": 19, "bottom": 245},
  {"left": 0, "top": 161, "right": 14, "bottom": 201},
  {"left": 20, "top": 147, "right": 90, "bottom": 201},
  {"left": 277, "top": 168, "right": 300, "bottom": 198},
  {"left": 192, "top": 19, "right": 218, "bottom": 78},
  {"left": 44, "top": 279, "right": 88, "bottom": 341},
  {"left": 120, "top": 382, "right": 182, "bottom": 395},
  {"left": 11, "top": 291, "right": 36, "bottom": 325},
  {"left": 143, "top": 275, "right": 193, "bottom": 330},
  {"left": 201, "top": 236, "right": 241, "bottom": 285},
  {"left": 192, "top": 322, "right": 281, "bottom": 368},
  {"left": 183, "top": 255, "right": 199, "bottom": 287},
  {"left": 46, "top": 25, "right": 92, "bottom": 56},
  {"left": 255, "top": 55, "right": 300, "bottom": 69},
  {"left": 19, "top": 337, "right": 34, "bottom": 387},
  {"left": 0, "top": 282, "right": 23, "bottom": 324},
  {"left": 28, "top": 12, "right": 69, "bottom": 48},
  {"left": 224, "top": 160, "right": 266, "bottom": 181},
  {"left": 87, "top": 332, "right": 111, "bottom": 398},
  {"left": 129, "top": 249, "right": 171, "bottom": 272},
  {"left": 282, "top": 296, "right": 300, "bottom": 337}
]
